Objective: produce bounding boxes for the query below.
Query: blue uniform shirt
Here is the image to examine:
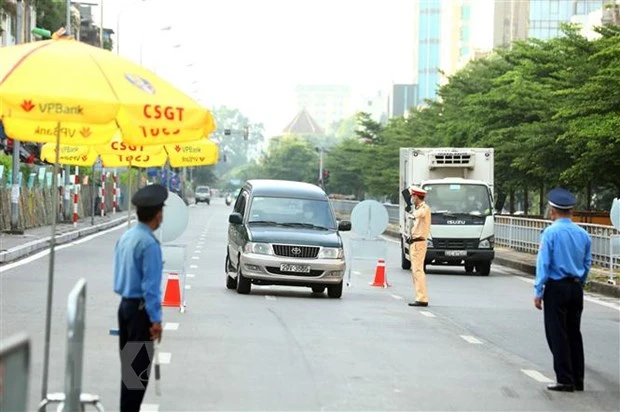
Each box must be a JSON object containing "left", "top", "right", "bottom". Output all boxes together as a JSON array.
[
  {"left": 535, "top": 218, "right": 592, "bottom": 298},
  {"left": 114, "top": 223, "right": 163, "bottom": 323}
]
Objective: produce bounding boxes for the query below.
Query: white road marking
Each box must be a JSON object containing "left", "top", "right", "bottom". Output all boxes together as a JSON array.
[
  {"left": 516, "top": 276, "right": 620, "bottom": 312},
  {"left": 187, "top": 274, "right": 195, "bottom": 278},
  {"left": 391, "top": 294, "right": 403, "bottom": 300},
  {"left": 194, "top": 250, "right": 202, "bottom": 254},
  {"left": 352, "top": 271, "right": 361, "bottom": 275},
  {"left": 521, "top": 369, "right": 554, "bottom": 383},
  {"left": 0, "top": 221, "right": 130, "bottom": 274},
  {"left": 420, "top": 311, "right": 435, "bottom": 318},
  {"left": 191, "top": 256, "right": 199, "bottom": 260},
  {"left": 185, "top": 285, "right": 192, "bottom": 290},
  {"left": 163, "top": 322, "right": 179, "bottom": 331},
  {"left": 460, "top": 335, "right": 483, "bottom": 344},
  {"left": 197, "top": 242, "right": 204, "bottom": 246},
  {"left": 158, "top": 352, "right": 172, "bottom": 364},
  {"left": 265, "top": 295, "right": 277, "bottom": 301},
  {"left": 140, "top": 404, "right": 160, "bottom": 411},
  {"left": 190, "top": 265, "right": 198, "bottom": 269}
]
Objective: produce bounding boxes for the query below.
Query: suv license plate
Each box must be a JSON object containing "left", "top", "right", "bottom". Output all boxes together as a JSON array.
[
  {"left": 446, "top": 250, "right": 467, "bottom": 257},
  {"left": 280, "top": 264, "right": 310, "bottom": 273}
]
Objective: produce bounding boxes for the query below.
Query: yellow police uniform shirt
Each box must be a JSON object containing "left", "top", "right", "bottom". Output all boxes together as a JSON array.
[{"left": 411, "top": 202, "right": 431, "bottom": 239}]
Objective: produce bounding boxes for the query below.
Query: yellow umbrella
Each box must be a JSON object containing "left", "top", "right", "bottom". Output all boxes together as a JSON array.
[
  {"left": 0, "top": 38, "right": 216, "bottom": 146},
  {"left": 40, "top": 143, "right": 98, "bottom": 167},
  {"left": 0, "top": 37, "right": 217, "bottom": 405}
]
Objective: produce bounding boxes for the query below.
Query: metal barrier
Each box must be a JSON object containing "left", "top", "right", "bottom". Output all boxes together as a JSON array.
[
  {"left": 38, "top": 279, "right": 104, "bottom": 412},
  {"left": 330, "top": 200, "right": 620, "bottom": 270},
  {"left": 0, "top": 332, "right": 30, "bottom": 412}
]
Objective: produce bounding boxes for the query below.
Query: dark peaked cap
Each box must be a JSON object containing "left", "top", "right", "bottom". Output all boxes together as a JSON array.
[
  {"left": 132, "top": 184, "right": 168, "bottom": 208},
  {"left": 547, "top": 188, "right": 576, "bottom": 210}
]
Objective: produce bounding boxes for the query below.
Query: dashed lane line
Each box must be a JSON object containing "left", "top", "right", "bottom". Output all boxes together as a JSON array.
[
  {"left": 515, "top": 276, "right": 620, "bottom": 312},
  {"left": 191, "top": 256, "right": 199, "bottom": 260},
  {"left": 190, "top": 265, "right": 198, "bottom": 269},
  {"left": 140, "top": 404, "right": 160, "bottom": 411},
  {"left": 521, "top": 369, "right": 554, "bottom": 383},
  {"left": 187, "top": 274, "right": 195, "bottom": 278},
  {"left": 185, "top": 285, "right": 192, "bottom": 290},
  {"left": 163, "top": 322, "right": 179, "bottom": 331},
  {"left": 420, "top": 311, "right": 436, "bottom": 318},
  {"left": 460, "top": 335, "right": 483, "bottom": 344},
  {"left": 158, "top": 352, "right": 172, "bottom": 364},
  {"left": 391, "top": 294, "right": 404, "bottom": 300}
]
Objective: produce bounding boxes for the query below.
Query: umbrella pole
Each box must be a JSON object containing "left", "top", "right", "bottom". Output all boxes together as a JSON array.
[
  {"left": 40, "top": 121, "right": 61, "bottom": 410},
  {"left": 127, "top": 161, "right": 132, "bottom": 229}
]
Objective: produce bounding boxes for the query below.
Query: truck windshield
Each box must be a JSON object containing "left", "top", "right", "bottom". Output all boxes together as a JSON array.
[
  {"left": 422, "top": 184, "right": 492, "bottom": 216},
  {"left": 248, "top": 196, "right": 337, "bottom": 230}
]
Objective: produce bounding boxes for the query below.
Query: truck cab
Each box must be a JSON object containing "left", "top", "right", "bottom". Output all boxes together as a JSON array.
[{"left": 399, "top": 148, "right": 495, "bottom": 276}]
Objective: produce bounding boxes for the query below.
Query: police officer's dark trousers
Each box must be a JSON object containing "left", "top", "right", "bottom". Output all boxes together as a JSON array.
[
  {"left": 543, "top": 278, "right": 584, "bottom": 387},
  {"left": 118, "top": 298, "right": 154, "bottom": 412}
]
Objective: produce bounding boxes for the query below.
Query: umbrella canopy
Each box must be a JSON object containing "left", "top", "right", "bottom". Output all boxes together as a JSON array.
[
  {"left": 40, "top": 136, "right": 220, "bottom": 168},
  {"left": 0, "top": 38, "right": 216, "bottom": 146}
]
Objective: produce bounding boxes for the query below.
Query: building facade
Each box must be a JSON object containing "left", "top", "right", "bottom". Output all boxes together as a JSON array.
[
  {"left": 293, "top": 85, "right": 353, "bottom": 133},
  {"left": 528, "top": 0, "right": 603, "bottom": 40}
]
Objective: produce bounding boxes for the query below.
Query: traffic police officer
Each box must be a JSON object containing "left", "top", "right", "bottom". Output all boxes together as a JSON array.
[
  {"left": 114, "top": 184, "right": 168, "bottom": 411},
  {"left": 534, "top": 188, "right": 592, "bottom": 392},
  {"left": 407, "top": 185, "right": 432, "bottom": 307}
]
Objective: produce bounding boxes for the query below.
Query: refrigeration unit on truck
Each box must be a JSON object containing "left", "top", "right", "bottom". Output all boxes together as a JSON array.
[{"left": 399, "top": 147, "right": 495, "bottom": 276}]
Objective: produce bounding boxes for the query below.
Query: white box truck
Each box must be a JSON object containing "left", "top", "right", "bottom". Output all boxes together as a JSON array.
[{"left": 399, "top": 147, "right": 495, "bottom": 275}]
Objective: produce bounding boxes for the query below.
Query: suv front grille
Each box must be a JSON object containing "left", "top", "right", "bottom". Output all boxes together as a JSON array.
[
  {"left": 433, "top": 238, "right": 478, "bottom": 249},
  {"left": 272, "top": 244, "right": 319, "bottom": 258}
]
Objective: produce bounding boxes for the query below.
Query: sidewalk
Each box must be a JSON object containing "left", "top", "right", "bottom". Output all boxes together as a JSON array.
[
  {"left": 0, "top": 212, "right": 133, "bottom": 264},
  {"left": 382, "top": 226, "right": 620, "bottom": 299}
]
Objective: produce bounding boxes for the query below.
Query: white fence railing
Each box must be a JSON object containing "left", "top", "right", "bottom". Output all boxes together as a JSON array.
[{"left": 330, "top": 199, "right": 619, "bottom": 270}]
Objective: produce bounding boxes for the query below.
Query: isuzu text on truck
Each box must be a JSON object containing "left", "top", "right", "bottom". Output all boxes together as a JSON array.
[{"left": 399, "top": 148, "right": 495, "bottom": 275}]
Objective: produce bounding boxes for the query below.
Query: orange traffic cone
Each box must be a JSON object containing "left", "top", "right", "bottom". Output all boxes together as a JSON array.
[
  {"left": 370, "top": 259, "right": 390, "bottom": 287},
  {"left": 162, "top": 272, "right": 182, "bottom": 307}
]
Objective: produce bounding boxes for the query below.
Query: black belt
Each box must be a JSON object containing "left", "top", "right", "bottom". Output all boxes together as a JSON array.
[
  {"left": 121, "top": 297, "right": 142, "bottom": 302},
  {"left": 549, "top": 277, "right": 580, "bottom": 284},
  {"left": 407, "top": 237, "right": 426, "bottom": 244}
]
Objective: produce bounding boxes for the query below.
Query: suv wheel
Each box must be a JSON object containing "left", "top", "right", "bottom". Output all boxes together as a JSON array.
[
  {"left": 236, "top": 257, "right": 251, "bottom": 294},
  {"left": 327, "top": 281, "right": 343, "bottom": 299},
  {"left": 225, "top": 253, "right": 237, "bottom": 289},
  {"left": 311, "top": 285, "right": 326, "bottom": 294}
]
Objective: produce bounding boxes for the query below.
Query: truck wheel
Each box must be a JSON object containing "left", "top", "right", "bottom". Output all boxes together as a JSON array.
[
  {"left": 401, "top": 238, "right": 411, "bottom": 270},
  {"left": 327, "top": 281, "right": 343, "bottom": 298},
  {"left": 475, "top": 262, "right": 491, "bottom": 276},
  {"left": 465, "top": 264, "right": 474, "bottom": 273}
]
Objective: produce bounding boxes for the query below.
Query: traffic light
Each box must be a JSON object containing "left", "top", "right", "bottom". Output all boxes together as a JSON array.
[
  {"left": 243, "top": 126, "right": 249, "bottom": 140},
  {"left": 224, "top": 129, "right": 231, "bottom": 136},
  {"left": 322, "top": 169, "right": 330, "bottom": 185}
]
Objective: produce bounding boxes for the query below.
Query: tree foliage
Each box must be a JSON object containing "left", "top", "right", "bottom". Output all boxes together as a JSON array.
[{"left": 217, "top": 25, "right": 620, "bottom": 212}]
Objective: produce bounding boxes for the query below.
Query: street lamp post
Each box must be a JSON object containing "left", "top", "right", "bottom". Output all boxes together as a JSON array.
[{"left": 10, "top": 1, "right": 24, "bottom": 234}]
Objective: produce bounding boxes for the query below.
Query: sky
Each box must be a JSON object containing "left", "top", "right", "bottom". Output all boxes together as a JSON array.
[{"left": 93, "top": 0, "right": 416, "bottom": 137}]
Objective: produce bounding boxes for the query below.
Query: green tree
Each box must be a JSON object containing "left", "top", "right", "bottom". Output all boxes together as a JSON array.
[{"left": 260, "top": 137, "right": 318, "bottom": 183}]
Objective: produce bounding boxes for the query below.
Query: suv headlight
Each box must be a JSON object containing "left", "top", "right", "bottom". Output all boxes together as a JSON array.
[
  {"left": 318, "top": 247, "right": 344, "bottom": 259},
  {"left": 479, "top": 236, "right": 494, "bottom": 249},
  {"left": 244, "top": 242, "right": 273, "bottom": 255}
]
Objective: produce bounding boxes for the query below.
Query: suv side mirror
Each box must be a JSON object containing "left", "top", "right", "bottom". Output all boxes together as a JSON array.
[
  {"left": 338, "top": 220, "right": 352, "bottom": 231},
  {"left": 229, "top": 212, "right": 243, "bottom": 224}
]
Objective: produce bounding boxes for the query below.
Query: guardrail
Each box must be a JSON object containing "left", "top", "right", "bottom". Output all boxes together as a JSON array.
[{"left": 330, "top": 199, "right": 619, "bottom": 270}]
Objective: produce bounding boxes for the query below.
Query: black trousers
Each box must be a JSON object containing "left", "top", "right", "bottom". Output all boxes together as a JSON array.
[
  {"left": 118, "top": 299, "right": 154, "bottom": 412},
  {"left": 543, "top": 278, "right": 584, "bottom": 386}
]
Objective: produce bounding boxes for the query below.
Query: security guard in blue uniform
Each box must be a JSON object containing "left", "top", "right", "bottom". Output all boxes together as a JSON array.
[
  {"left": 534, "top": 188, "right": 592, "bottom": 392},
  {"left": 114, "top": 184, "right": 168, "bottom": 411}
]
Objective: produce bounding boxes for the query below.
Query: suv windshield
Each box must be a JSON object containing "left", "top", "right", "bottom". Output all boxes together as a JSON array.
[
  {"left": 423, "top": 183, "right": 492, "bottom": 216},
  {"left": 248, "top": 196, "right": 337, "bottom": 230}
]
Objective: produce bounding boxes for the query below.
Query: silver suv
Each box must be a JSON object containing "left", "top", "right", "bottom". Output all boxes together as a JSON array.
[
  {"left": 195, "top": 186, "right": 211, "bottom": 205},
  {"left": 225, "top": 179, "right": 351, "bottom": 298}
]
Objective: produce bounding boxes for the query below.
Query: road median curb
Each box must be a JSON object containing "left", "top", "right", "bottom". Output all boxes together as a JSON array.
[
  {"left": 380, "top": 225, "right": 619, "bottom": 299},
  {"left": 0, "top": 215, "right": 133, "bottom": 264}
]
